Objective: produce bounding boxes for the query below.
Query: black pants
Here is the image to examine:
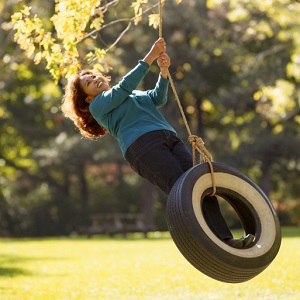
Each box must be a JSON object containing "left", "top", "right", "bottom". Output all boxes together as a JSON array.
[{"left": 125, "top": 130, "right": 232, "bottom": 240}]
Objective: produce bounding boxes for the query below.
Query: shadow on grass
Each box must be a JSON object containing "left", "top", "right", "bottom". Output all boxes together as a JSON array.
[
  {"left": 0, "top": 255, "right": 35, "bottom": 277},
  {"left": 0, "top": 266, "right": 33, "bottom": 277},
  {"left": 0, "top": 254, "right": 67, "bottom": 277},
  {"left": 0, "top": 255, "right": 35, "bottom": 276}
]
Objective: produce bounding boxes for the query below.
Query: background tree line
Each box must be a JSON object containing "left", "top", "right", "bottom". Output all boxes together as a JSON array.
[{"left": 0, "top": 0, "right": 299, "bottom": 237}]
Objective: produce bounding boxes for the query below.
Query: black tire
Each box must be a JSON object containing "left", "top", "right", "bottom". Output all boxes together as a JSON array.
[{"left": 166, "top": 162, "right": 281, "bottom": 283}]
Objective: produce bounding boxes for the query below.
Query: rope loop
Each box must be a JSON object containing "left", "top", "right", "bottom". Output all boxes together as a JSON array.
[
  {"left": 188, "top": 135, "right": 216, "bottom": 196},
  {"left": 188, "top": 135, "right": 212, "bottom": 165}
]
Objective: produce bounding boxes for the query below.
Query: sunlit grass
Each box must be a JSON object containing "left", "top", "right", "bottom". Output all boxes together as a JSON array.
[{"left": 0, "top": 228, "right": 299, "bottom": 299}]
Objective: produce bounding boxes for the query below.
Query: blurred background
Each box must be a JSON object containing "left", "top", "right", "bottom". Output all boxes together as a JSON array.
[{"left": 0, "top": 0, "right": 299, "bottom": 237}]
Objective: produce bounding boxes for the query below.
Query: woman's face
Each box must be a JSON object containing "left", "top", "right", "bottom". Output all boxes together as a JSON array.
[{"left": 79, "top": 74, "right": 110, "bottom": 101}]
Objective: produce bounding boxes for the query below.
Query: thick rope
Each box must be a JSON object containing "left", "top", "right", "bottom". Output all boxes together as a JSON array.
[{"left": 158, "top": 0, "right": 216, "bottom": 196}]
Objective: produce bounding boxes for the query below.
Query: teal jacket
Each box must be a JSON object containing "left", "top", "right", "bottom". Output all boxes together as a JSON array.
[{"left": 89, "top": 60, "right": 176, "bottom": 155}]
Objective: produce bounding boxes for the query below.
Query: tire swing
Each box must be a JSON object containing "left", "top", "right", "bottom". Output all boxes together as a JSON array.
[
  {"left": 167, "top": 162, "right": 281, "bottom": 283},
  {"left": 157, "top": 1, "right": 281, "bottom": 283}
]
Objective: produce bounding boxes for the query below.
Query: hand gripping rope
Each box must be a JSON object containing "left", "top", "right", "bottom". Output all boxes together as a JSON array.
[{"left": 158, "top": 0, "right": 216, "bottom": 196}]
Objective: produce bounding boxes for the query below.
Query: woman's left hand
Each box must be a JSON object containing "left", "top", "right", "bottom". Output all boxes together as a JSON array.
[{"left": 157, "top": 53, "right": 170, "bottom": 78}]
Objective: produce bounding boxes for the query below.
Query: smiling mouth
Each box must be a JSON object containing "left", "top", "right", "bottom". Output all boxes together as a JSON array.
[{"left": 97, "top": 82, "right": 103, "bottom": 88}]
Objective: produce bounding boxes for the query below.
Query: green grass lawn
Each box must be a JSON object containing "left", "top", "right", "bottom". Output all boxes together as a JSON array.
[{"left": 0, "top": 227, "right": 299, "bottom": 300}]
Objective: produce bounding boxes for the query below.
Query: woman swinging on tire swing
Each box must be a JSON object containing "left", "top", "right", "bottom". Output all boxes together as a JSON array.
[{"left": 61, "top": 38, "right": 254, "bottom": 249}]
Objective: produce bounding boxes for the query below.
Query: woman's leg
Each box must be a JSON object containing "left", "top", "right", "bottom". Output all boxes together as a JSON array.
[
  {"left": 202, "top": 196, "right": 233, "bottom": 240},
  {"left": 125, "top": 130, "right": 186, "bottom": 194},
  {"left": 125, "top": 130, "right": 233, "bottom": 240}
]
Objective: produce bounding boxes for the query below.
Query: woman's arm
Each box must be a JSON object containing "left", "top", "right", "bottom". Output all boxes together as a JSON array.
[
  {"left": 147, "top": 52, "right": 171, "bottom": 107},
  {"left": 89, "top": 61, "right": 149, "bottom": 117},
  {"left": 147, "top": 75, "right": 169, "bottom": 107},
  {"left": 90, "top": 38, "right": 167, "bottom": 117}
]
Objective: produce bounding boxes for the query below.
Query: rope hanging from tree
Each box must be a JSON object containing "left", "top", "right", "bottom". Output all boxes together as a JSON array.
[{"left": 158, "top": 0, "right": 216, "bottom": 196}]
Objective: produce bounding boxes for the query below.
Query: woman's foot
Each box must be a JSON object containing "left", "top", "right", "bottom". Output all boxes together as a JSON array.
[{"left": 224, "top": 234, "right": 255, "bottom": 249}]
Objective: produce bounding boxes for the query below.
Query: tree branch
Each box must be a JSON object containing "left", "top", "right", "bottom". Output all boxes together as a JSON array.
[
  {"left": 98, "top": 0, "right": 120, "bottom": 14},
  {"left": 105, "top": 21, "right": 132, "bottom": 52},
  {"left": 77, "top": 2, "right": 160, "bottom": 45}
]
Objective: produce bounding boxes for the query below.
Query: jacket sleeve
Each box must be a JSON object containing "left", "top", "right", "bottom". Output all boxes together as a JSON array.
[
  {"left": 147, "top": 74, "right": 170, "bottom": 108},
  {"left": 89, "top": 60, "right": 150, "bottom": 117}
]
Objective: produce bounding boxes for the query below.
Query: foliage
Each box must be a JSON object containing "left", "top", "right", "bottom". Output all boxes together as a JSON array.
[
  {"left": 11, "top": 0, "right": 181, "bottom": 82},
  {"left": 0, "top": 227, "right": 299, "bottom": 299}
]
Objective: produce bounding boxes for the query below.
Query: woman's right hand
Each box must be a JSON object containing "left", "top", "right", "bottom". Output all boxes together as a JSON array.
[{"left": 143, "top": 38, "right": 166, "bottom": 65}]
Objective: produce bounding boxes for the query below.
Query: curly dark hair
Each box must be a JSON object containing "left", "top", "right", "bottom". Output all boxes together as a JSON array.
[{"left": 61, "top": 70, "right": 109, "bottom": 139}]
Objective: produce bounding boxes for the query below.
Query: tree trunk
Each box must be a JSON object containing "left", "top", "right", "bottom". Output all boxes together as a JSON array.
[
  {"left": 260, "top": 159, "right": 272, "bottom": 197},
  {"left": 196, "top": 96, "right": 204, "bottom": 137},
  {"left": 77, "top": 162, "right": 89, "bottom": 226},
  {"left": 140, "top": 180, "right": 156, "bottom": 230}
]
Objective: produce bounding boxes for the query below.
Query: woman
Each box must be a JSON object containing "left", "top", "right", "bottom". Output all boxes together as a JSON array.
[{"left": 61, "top": 38, "right": 253, "bottom": 248}]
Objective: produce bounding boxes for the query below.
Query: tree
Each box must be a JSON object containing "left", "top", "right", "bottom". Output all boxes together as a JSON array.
[
  {"left": 2, "top": 0, "right": 299, "bottom": 237},
  {"left": 212, "top": 0, "right": 300, "bottom": 202}
]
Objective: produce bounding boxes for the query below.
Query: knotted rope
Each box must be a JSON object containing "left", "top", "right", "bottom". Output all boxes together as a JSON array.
[{"left": 158, "top": 0, "right": 216, "bottom": 196}]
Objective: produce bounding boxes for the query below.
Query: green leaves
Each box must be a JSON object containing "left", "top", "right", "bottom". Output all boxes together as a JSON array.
[
  {"left": 11, "top": 1, "right": 105, "bottom": 82},
  {"left": 148, "top": 13, "right": 160, "bottom": 29},
  {"left": 254, "top": 80, "right": 296, "bottom": 119},
  {"left": 11, "top": 0, "right": 174, "bottom": 83}
]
